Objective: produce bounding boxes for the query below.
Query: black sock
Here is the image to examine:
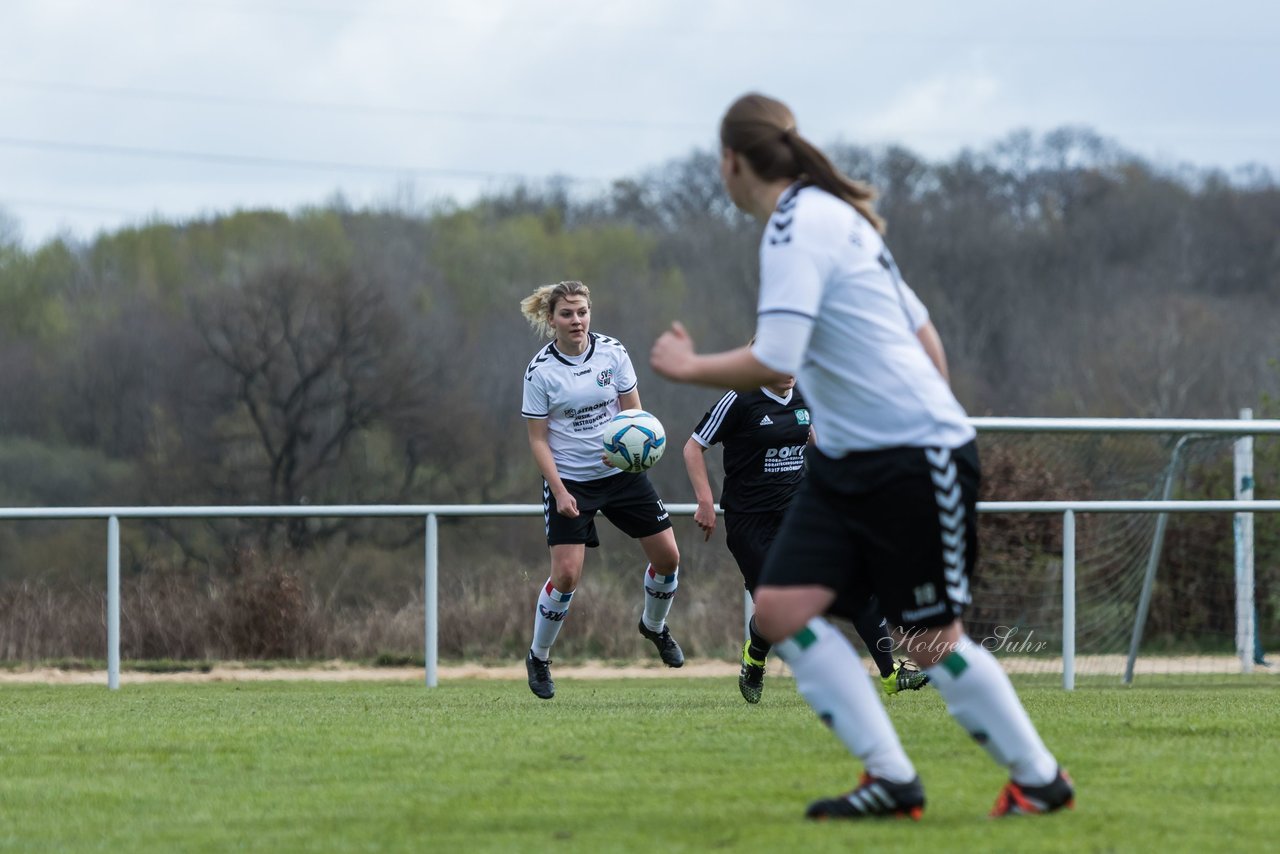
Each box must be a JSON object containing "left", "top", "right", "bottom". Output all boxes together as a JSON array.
[
  {"left": 747, "top": 616, "right": 771, "bottom": 662},
  {"left": 852, "top": 603, "right": 897, "bottom": 678}
]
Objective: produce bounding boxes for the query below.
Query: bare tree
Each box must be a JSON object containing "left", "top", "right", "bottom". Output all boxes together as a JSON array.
[{"left": 192, "top": 263, "right": 428, "bottom": 547}]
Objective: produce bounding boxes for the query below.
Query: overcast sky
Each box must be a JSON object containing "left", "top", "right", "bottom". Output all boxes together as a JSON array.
[{"left": 2, "top": 0, "right": 1278, "bottom": 247}]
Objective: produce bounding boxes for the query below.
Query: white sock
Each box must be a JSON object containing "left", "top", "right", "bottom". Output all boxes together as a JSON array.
[
  {"left": 774, "top": 618, "right": 917, "bottom": 784},
  {"left": 641, "top": 565, "right": 678, "bottom": 632},
  {"left": 530, "top": 580, "right": 573, "bottom": 660},
  {"left": 926, "top": 635, "right": 1059, "bottom": 785}
]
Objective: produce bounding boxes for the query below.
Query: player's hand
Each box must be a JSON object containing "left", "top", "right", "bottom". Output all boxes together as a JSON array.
[
  {"left": 600, "top": 452, "right": 616, "bottom": 469},
  {"left": 651, "top": 322, "right": 695, "bottom": 381},
  {"left": 694, "top": 502, "right": 717, "bottom": 541},
  {"left": 554, "top": 489, "right": 579, "bottom": 518}
]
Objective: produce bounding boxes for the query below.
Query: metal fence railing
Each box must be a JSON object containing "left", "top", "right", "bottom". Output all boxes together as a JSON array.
[{"left": 3, "top": 416, "right": 1278, "bottom": 691}]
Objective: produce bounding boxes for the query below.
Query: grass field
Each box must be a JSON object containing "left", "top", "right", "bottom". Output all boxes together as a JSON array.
[{"left": 1, "top": 675, "right": 1277, "bottom": 852}]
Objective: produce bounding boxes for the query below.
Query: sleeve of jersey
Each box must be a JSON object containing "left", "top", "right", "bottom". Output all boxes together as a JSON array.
[
  {"left": 521, "top": 371, "right": 549, "bottom": 419},
  {"left": 897, "top": 280, "right": 930, "bottom": 331},
  {"left": 614, "top": 346, "right": 638, "bottom": 395},
  {"left": 751, "top": 242, "right": 822, "bottom": 375},
  {"left": 691, "top": 391, "right": 738, "bottom": 448}
]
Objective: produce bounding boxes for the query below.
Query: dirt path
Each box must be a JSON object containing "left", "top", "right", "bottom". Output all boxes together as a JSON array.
[
  {"left": 0, "top": 659, "right": 741, "bottom": 685},
  {"left": 1, "top": 654, "right": 1267, "bottom": 685}
]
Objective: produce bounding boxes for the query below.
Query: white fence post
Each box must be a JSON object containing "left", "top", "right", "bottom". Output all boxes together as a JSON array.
[
  {"left": 1235, "top": 408, "right": 1255, "bottom": 674},
  {"left": 107, "top": 515, "right": 120, "bottom": 691},
  {"left": 0, "top": 422, "right": 1276, "bottom": 691},
  {"left": 1062, "top": 510, "right": 1075, "bottom": 691},
  {"left": 425, "top": 513, "right": 439, "bottom": 688}
]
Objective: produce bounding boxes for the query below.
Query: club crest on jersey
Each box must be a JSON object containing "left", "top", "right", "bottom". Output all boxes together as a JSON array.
[
  {"left": 796, "top": 409, "right": 811, "bottom": 425},
  {"left": 596, "top": 369, "right": 613, "bottom": 387}
]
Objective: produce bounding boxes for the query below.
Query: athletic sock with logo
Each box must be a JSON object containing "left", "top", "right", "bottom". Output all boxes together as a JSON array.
[
  {"left": 774, "top": 617, "right": 917, "bottom": 784},
  {"left": 641, "top": 565, "right": 678, "bottom": 632},
  {"left": 925, "top": 635, "right": 1059, "bottom": 786},
  {"left": 530, "top": 580, "right": 573, "bottom": 660}
]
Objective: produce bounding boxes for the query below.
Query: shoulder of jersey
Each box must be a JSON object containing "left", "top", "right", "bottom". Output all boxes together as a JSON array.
[
  {"left": 765, "top": 185, "right": 851, "bottom": 248},
  {"left": 524, "top": 341, "right": 556, "bottom": 380},
  {"left": 764, "top": 184, "right": 803, "bottom": 247},
  {"left": 592, "top": 332, "right": 627, "bottom": 354}
]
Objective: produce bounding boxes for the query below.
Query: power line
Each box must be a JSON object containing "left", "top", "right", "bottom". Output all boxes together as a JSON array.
[
  {"left": 0, "top": 197, "right": 145, "bottom": 217},
  {"left": 0, "top": 77, "right": 708, "bottom": 132},
  {"left": 29, "top": 1, "right": 1280, "bottom": 46},
  {"left": 0, "top": 135, "right": 605, "bottom": 183}
]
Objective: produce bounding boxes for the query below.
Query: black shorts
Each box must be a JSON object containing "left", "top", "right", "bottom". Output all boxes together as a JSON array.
[
  {"left": 725, "top": 511, "right": 785, "bottom": 594},
  {"left": 758, "top": 441, "right": 980, "bottom": 630},
  {"left": 544, "top": 472, "right": 673, "bottom": 547}
]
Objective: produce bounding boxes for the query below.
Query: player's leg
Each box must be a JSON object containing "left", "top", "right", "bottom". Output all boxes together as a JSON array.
[
  {"left": 874, "top": 443, "right": 1072, "bottom": 815},
  {"left": 726, "top": 512, "right": 776, "bottom": 703},
  {"left": 636, "top": 527, "right": 684, "bottom": 666},
  {"left": 899, "top": 620, "right": 1072, "bottom": 814},
  {"left": 599, "top": 473, "right": 684, "bottom": 667},
  {"left": 849, "top": 596, "right": 897, "bottom": 679},
  {"left": 532, "top": 544, "right": 584, "bottom": 658},
  {"left": 752, "top": 475, "right": 922, "bottom": 820},
  {"left": 757, "top": 590, "right": 924, "bottom": 820},
  {"left": 850, "top": 596, "right": 930, "bottom": 695},
  {"left": 527, "top": 481, "right": 599, "bottom": 699},
  {"left": 526, "top": 545, "right": 583, "bottom": 700}
]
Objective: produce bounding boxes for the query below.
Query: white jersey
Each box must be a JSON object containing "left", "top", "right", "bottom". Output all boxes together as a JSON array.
[
  {"left": 521, "top": 332, "right": 638, "bottom": 482},
  {"left": 750, "top": 184, "right": 974, "bottom": 454}
]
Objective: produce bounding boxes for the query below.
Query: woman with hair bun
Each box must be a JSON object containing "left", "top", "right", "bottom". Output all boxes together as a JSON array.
[{"left": 651, "top": 94, "right": 1072, "bottom": 821}]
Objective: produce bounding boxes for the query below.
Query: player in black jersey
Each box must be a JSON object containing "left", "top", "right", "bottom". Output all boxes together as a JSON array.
[
  {"left": 684, "top": 376, "right": 928, "bottom": 704},
  {"left": 519, "top": 281, "right": 684, "bottom": 700}
]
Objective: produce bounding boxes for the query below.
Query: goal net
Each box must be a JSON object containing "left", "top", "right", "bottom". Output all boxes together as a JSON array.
[{"left": 970, "top": 427, "right": 1271, "bottom": 684}]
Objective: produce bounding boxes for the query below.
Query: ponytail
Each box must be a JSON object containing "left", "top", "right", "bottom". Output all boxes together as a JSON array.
[
  {"left": 721, "top": 93, "right": 886, "bottom": 234},
  {"left": 519, "top": 280, "right": 591, "bottom": 339}
]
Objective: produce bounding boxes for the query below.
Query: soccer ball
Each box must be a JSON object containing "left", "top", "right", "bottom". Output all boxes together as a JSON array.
[{"left": 602, "top": 409, "right": 666, "bottom": 473}]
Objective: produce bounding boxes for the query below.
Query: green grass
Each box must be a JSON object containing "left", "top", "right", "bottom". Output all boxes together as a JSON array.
[{"left": 0, "top": 677, "right": 1277, "bottom": 852}]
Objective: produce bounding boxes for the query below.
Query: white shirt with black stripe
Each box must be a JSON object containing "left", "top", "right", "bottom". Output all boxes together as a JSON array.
[
  {"left": 750, "top": 184, "right": 974, "bottom": 454},
  {"left": 521, "top": 332, "right": 638, "bottom": 482}
]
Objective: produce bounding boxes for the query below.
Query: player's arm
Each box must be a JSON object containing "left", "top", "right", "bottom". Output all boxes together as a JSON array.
[
  {"left": 915, "top": 321, "right": 951, "bottom": 384},
  {"left": 526, "top": 418, "right": 579, "bottom": 518},
  {"left": 682, "top": 437, "right": 718, "bottom": 541},
  {"left": 650, "top": 325, "right": 788, "bottom": 389},
  {"left": 896, "top": 277, "right": 951, "bottom": 384},
  {"left": 653, "top": 238, "right": 819, "bottom": 388}
]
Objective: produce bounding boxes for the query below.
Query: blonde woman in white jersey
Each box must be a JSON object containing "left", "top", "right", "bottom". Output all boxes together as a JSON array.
[
  {"left": 651, "top": 94, "right": 1073, "bottom": 821},
  {"left": 520, "top": 280, "right": 683, "bottom": 700}
]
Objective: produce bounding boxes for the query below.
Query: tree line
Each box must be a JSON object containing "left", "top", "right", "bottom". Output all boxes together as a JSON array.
[{"left": 0, "top": 126, "right": 1275, "bottom": 659}]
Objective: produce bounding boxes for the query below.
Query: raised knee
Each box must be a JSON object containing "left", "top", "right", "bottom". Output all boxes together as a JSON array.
[
  {"left": 649, "top": 547, "right": 680, "bottom": 575},
  {"left": 652, "top": 557, "right": 679, "bottom": 574}
]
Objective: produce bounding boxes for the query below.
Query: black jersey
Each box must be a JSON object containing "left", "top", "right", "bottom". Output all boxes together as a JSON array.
[{"left": 691, "top": 387, "right": 811, "bottom": 514}]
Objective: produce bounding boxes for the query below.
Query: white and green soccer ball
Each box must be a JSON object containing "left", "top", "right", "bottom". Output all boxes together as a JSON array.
[{"left": 602, "top": 409, "right": 666, "bottom": 473}]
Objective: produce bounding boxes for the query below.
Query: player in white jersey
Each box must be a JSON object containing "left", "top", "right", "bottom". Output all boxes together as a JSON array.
[
  {"left": 651, "top": 94, "right": 1073, "bottom": 820},
  {"left": 520, "top": 280, "right": 684, "bottom": 700}
]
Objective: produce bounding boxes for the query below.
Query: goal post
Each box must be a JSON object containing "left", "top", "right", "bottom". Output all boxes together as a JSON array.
[
  {"left": 1121, "top": 436, "right": 1186, "bottom": 686},
  {"left": 971, "top": 415, "right": 1277, "bottom": 685},
  {"left": 1235, "top": 408, "right": 1255, "bottom": 674}
]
